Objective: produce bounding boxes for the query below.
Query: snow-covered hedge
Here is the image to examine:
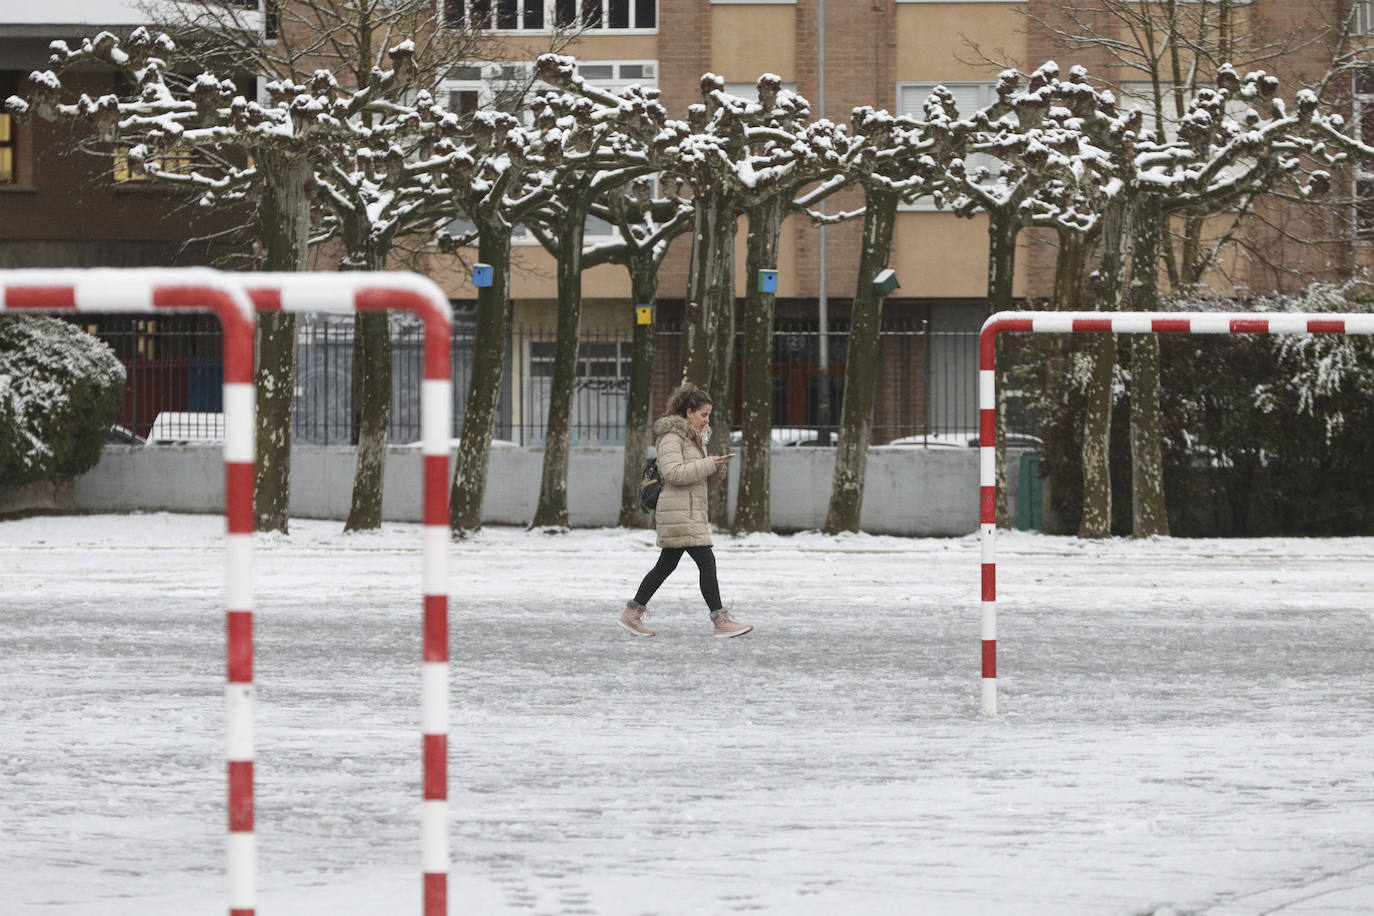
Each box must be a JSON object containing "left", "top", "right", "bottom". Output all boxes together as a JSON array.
[
  {"left": 0, "top": 317, "right": 126, "bottom": 488},
  {"left": 1029, "top": 282, "right": 1374, "bottom": 536}
]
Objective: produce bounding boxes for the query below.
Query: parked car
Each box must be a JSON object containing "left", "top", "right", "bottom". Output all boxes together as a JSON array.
[
  {"left": 728, "top": 427, "right": 827, "bottom": 448},
  {"left": 145, "top": 412, "right": 224, "bottom": 445},
  {"left": 397, "top": 438, "right": 520, "bottom": 449},
  {"left": 106, "top": 424, "right": 146, "bottom": 445},
  {"left": 882, "top": 432, "right": 1044, "bottom": 449}
]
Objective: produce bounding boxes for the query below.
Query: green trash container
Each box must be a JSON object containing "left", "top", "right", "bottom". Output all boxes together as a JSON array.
[{"left": 1017, "top": 451, "right": 1043, "bottom": 531}]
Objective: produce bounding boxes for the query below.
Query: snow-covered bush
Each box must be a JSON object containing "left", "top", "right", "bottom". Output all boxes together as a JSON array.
[
  {"left": 1156, "top": 283, "right": 1374, "bottom": 535},
  {"left": 0, "top": 317, "right": 125, "bottom": 488}
]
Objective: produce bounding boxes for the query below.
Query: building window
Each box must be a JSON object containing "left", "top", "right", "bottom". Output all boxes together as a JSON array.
[
  {"left": 443, "top": 59, "right": 660, "bottom": 120},
  {"left": 0, "top": 73, "right": 16, "bottom": 185},
  {"left": 442, "top": 62, "right": 534, "bottom": 119},
  {"left": 441, "top": 60, "right": 658, "bottom": 242},
  {"left": 444, "top": 0, "right": 654, "bottom": 31},
  {"left": 898, "top": 81, "right": 1002, "bottom": 209},
  {"left": 0, "top": 112, "right": 14, "bottom": 185},
  {"left": 722, "top": 80, "right": 799, "bottom": 102},
  {"left": 523, "top": 335, "right": 634, "bottom": 445},
  {"left": 898, "top": 81, "right": 998, "bottom": 129},
  {"left": 112, "top": 146, "right": 195, "bottom": 183},
  {"left": 1357, "top": 1, "right": 1374, "bottom": 36},
  {"left": 1355, "top": 69, "right": 1374, "bottom": 239}
]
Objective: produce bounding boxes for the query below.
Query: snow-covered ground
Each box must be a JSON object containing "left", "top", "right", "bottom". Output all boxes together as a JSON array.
[{"left": 2, "top": 513, "right": 1372, "bottom": 915}]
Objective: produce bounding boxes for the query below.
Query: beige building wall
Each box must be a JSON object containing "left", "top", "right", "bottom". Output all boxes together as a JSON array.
[
  {"left": 896, "top": 3, "right": 1025, "bottom": 82},
  {"left": 711, "top": 5, "right": 796, "bottom": 81}
]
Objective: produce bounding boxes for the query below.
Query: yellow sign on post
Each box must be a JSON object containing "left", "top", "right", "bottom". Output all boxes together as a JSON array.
[{"left": 636, "top": 305, "right": 653, "bottom": 325}]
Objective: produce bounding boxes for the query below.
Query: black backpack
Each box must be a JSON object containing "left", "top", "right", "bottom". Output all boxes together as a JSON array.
[{"left": 639, "top": 457, "right": 662, "bottom": 512}]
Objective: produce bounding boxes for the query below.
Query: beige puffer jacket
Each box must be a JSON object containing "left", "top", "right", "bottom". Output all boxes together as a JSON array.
[{"left": 652, "top": 414, "right": 721, "bottom": 548}]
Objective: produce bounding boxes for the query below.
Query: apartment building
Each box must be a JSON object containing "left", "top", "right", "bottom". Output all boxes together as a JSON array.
[
  {"left": 423, "top": 0, "right": 1374, "bottom": 437},
  {"left": 0, "top": 1, "right": 248, "bottom": 268},
  {"left": 4, "top": 1, "right": 1373, "bottom": 441}
]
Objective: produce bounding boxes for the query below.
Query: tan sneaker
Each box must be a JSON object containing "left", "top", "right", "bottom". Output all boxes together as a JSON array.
[
  {"left": 712, "top": 608, "right": 753, "bottom": 638},
  {"left": 618, "top": 601, "right": 655, "bottom": 637}
]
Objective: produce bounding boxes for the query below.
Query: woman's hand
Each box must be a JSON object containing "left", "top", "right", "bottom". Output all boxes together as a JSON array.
[{"left": 713, "top": 453, "right": 733, "bottom": 470}]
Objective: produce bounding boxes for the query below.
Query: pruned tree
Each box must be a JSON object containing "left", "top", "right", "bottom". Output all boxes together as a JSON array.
[
  {"left": 579, "top": 181, "right": 694, "bottom": 528},
  {"left": 937, "top": 63, "right": 1116, "bottom": 528},
  {"left": 816, "top": 105, "right": 948, "bottom": 534},
  {"left": 435, "top": 110, "right": 553, "bottom": 535},
  {"left": 8, "top": 28, "right": 404, "bottom": 531},
  {"left": 723, "top": 77, "right": 849, "bottom": 534},
  {"left": 521, "top": 80, "right": 660, "bottom": 529}
]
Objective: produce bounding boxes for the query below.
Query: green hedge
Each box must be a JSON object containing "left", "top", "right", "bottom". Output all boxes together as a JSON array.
[
  {"left": 0, "top": 316, "right": 126, "bottom": 488},
  {"left": 1027, "top": 283, "right": 1374, "bottom": 536}
]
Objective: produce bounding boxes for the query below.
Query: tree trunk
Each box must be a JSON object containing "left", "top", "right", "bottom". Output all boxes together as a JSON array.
[
  {"left": 531, "top": 207, "right": 587, "bottom": 529},
  {"left": 707, "top": 224, "right": 738, "bottom": 528},
  {"left": 824, "top": 185, "right": 898, "bottom": 534},
  {"left": 618, "top": 254, "right": 658, "bottom": 528},
  {"left": 1079, "top": 333, "right": 1116, "bottom": 538},
  {"left": 986, "top": 209, "right": 1019, "bottom": 529},
  {"left": 1128, "top": 203, "right": 1169, "bottom": 537},
  {"left": 1079, "top": 199, "right": 1129, "bottom": 539},
  {"left": 344, "top": 309, "right": 391, "bottom": 531},
  {"left": 253, "top": 150, "right": 311, "bottom": 534},
  {"left": 734, "top": 195, "right": 786, "bottom": 534},
  {"left": 450, "top": 222, "right": 511, "bottom": 534},
  {"left": 684, "top": 196, "right": 737, "bottom": 528},
  {"left": 344, "top": 248, "right": 392, "bottom": 532},
  {"left": 1053, "top": 227, "right": 1093, "bottom": 313},
  {"left": 684, "top": 194, "right": 735, "bottom": 392}
]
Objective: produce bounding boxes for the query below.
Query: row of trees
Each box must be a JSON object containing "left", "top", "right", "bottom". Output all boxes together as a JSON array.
[{"left": 7, "top": 1, "right": 1373, "bottom": 538}]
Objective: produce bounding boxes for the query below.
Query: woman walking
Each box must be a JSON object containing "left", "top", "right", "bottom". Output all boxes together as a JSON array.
[{"left": 619, "top": 383, "right": 753, "bottom": 638}]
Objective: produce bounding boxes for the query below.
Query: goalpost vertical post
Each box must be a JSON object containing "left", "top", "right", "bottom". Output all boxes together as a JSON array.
[
  {"left": 978, "top": 316, "right": 1032, "bottom": 718},
  {"left": 0, "top": 268, "right": 260, "bottom": 911},
  {"left": 245, "top": 274, "right": 453, "bottom": 916},
  {"left": 977, "top": 309, "right": 1374, "bottom": 718}
]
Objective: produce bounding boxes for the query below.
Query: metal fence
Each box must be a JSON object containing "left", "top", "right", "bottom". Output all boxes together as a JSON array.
[{"left": 90, "top": 314, "right": 1001, "bottom": 446}]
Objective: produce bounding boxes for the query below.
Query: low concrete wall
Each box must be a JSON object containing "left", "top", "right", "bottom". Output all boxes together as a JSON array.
[
  {"left": 0, "top": 478, "right": 76, "bottom": 515},
  {"left": 73, "top": 443, "right": 1027, "bottom": 536}
]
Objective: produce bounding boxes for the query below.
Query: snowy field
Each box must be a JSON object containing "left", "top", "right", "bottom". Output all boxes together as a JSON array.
[{"left": 2, "top": 513, "right": 1373, "bottom": 915}]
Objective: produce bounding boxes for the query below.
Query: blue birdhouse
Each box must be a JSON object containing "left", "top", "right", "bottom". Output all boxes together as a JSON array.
[
  {"left": 758, "top": 269, "right": 778, "bottom": 293},
  {"left": 472, "top": 263, "right": 493, "bottom": 288}
]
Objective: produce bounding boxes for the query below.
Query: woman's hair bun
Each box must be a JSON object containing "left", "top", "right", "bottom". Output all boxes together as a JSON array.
[{"left": 666, "top": 381, "right": 713, "bottom": 417}]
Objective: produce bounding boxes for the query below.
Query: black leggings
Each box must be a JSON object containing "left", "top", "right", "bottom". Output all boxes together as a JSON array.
[{"left": 634, "top": 546, "right": 722, "bottom": 613}]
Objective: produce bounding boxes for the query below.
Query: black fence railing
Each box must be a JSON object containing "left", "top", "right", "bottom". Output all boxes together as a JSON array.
[{"left": 85, "top": 315, "right": 1027, "bottom": 446}]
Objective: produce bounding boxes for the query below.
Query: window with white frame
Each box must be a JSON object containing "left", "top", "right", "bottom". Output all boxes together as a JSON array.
[
  {"left": 443, "top": 0, "right": 656, "bottom": 31},
  {"left": 442, "top": 61, "right": 536, "bottom": 119},
  {"left": 1118, "top": 80, "right": 1263, "bottom": 201},
  {"left": 898, "top": 81, "right": 1002, "bottom": 209},
  {"left": 1354, "top": 69, "right": 1374, "bottom": 239},
  {"left": 1357, "top": 0, "right": 1374, "bottom": 36},
  {"left": 441, "top": 60, "right": 658, "bottom": 241},
  {"left": 441, "top": 60, "right": 656, "bottom": 121},
  {"left": 722, "top": 80, "right": 799, "bottom": 101}
]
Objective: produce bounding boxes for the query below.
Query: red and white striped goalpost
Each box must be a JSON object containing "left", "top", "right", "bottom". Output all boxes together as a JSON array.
[
  {"left": 977, "top": 309, "right": 1374, "bottom": 717},
  {"left": 242, "top": 273, "right": 453, "bottom": 916},
  {"left": 0, "top": 266, "right": 261, "bottom": 905},
  {"left": 0, "top": 268, "right": 454, "bottom": 916}
]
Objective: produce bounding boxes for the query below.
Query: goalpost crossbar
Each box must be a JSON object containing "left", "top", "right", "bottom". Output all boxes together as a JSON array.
[{"left": 977, "top": 310, "right": 1374, "bottom": 717}]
